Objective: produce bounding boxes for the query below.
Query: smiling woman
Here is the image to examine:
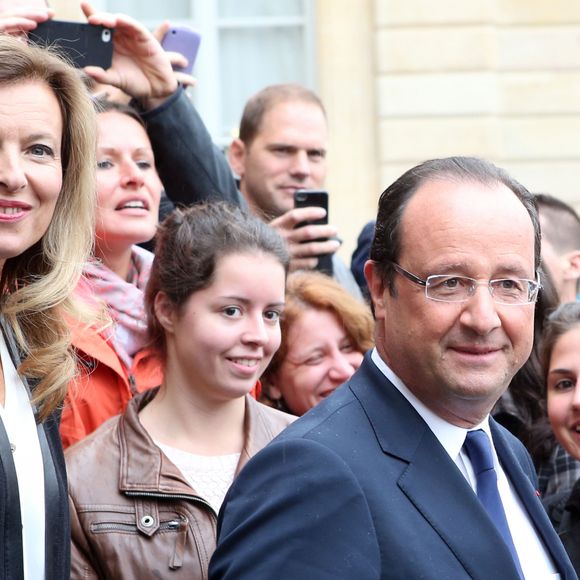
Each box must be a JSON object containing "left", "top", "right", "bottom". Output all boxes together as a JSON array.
[
  {"left": 0, "top": 82, "right": 62, "bottom": 258},
  {"left": 85, "top": 100, "right": 161, "bottom": 370},
  {"left": 92, "top": 100, "right": 161, "bottom": 275},
  {"left": 66, "top": 203, "right": 295, "bottom": 578},
  {"left": 261, "top": 271, "right": 374, "bottom": 415},
  {"left": 0, "top": 35, "right": 96, "bottom": 579},
  {"left": 60, "top": 99, "right": 164, "bottom": 448},
  {"left": 541, "top": 302, "right": 580, "bottom": 575}
]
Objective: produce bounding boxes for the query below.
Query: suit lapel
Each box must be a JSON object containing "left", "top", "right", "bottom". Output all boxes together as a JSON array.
[
  {"left": 398, "top": 432, "right": 521, "bottom": 579},
  {"left": 348, "top": 356, "right": 522, "bottom": 579}
]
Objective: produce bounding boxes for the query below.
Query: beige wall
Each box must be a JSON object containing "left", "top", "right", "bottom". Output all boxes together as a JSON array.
[
  {"left": 316, "top": 0, "right": 378, "bottom": 261},
  {"left": 375, "top": 0, "right": 580, "bottom": 215}
]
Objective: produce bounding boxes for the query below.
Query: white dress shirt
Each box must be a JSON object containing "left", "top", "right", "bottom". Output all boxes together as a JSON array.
[
  {"left": 0, "top": 332, "right": 45, "bottom": 580},
  {"left": 371, "top": 349, "right": 559, "bottom": 580}
]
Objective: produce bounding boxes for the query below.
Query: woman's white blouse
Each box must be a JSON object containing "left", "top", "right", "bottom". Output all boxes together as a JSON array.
[{"left": 0, "top": 332, "right": 45, "bottom": 580}]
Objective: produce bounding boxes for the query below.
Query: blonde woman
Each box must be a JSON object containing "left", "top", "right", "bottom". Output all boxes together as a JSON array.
[{"left": 0, "top": 36, "right": 96, "bottom": 579}]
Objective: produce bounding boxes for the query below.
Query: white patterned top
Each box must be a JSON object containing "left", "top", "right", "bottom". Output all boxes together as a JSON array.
[
  {"left": 156, "top": 441, "right": 240, "bottom": 514},
  {"left": 0, "top": 332, "right": 45, "bottom": 580}
]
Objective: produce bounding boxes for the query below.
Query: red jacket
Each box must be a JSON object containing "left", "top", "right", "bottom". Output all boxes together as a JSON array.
[{"left": 60, "top": 321, "right": 163, "bottom": 449}]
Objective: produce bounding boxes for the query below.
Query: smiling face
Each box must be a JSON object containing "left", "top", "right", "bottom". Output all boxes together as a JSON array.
[
  {"left": 269, "top": 307, "right": 363, "bottom": 415},
  {"left": 94, "top": 111, "right": 161, "bottom": 258},
  {"left": 0, "top": 80, "right": 63, "bottom": 272},
  {"left": 157, "top": 252, "right": 286, "bottom": 404},
  {"left": 547, "top": 325, "right": 580, "bottom": 460},
  {"left": 366, "top": 178, "right": 536, "bottom": 427}
]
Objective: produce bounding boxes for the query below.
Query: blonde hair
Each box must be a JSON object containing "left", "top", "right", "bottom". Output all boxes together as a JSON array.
[
  {"left": 0, "top": 36, "right": 96, "bottom": 419},
  {"left": 261, "top": 271, "right": 374, "bottom": 401}
]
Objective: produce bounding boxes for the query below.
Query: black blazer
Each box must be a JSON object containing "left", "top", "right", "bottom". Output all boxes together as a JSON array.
[
  {"left": 545, "top": 477, "right": 580, "bottom": 576},
  {"left": 210, "top": 353, "right": 577, "bottom": 579},
  {"left": 0, "top": 318, "right": 70, "bottom": 579}
]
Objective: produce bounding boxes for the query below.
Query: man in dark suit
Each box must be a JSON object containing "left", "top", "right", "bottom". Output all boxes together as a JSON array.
[{"left": 209, "top": 157, "right": 577, "bottom": 579}]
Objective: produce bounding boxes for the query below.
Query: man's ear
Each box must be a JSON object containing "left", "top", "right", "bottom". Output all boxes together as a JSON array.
[
  {"left": 563, "top": 250, "right": 580, "bottom": 282},
  {"left": 228, "top": 138, "right": 247, "bottom": 178},
  {"left": 153, "top": 291, "right": 176, "bottom": 335},
  {"left": 364, "top": 260, "right": 387, "bottom": 319}
]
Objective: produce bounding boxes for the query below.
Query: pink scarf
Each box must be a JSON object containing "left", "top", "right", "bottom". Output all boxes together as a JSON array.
[{"left": 83, "top": 245, "right": 154, "bottom": 370}]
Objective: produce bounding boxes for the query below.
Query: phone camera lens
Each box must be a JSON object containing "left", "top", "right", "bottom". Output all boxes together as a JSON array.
[{"left": 102, "top": 29, "right": 111, "bottom": 43}]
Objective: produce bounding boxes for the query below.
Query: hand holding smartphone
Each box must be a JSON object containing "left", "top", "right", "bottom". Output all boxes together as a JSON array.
[
  {"left": 29, "top": 20, "right": 113, "bottom": 69},
  {"left": 161, "top": 26, "right": 201, "bottom": 75},
  {"left": 293, "top": 190, "right": 334, "bottom": 276},
  {"left": 294, "top": 190, "right": 328, "bottom": 227}
]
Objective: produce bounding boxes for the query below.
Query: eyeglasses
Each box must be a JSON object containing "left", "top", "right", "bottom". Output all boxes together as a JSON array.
[{"left": 390, "top": 262, "right": 541, "bottom": 305}]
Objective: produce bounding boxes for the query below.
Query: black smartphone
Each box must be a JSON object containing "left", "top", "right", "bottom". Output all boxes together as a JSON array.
[
  {"left": 293, "top": 189, "right": 333, "bottom": 276},
  {"left": 29, "top": 20, "right": 114, "bottom": 69}
]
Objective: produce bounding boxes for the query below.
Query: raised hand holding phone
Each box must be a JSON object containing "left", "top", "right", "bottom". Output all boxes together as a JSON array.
[
  {"left": 293, "top": 190, "right": 334, "bottom": 276},
  {"left": 293, "top": 190, "right": 328, "bottom": 226},
  {"left": 80, "top": 2, "right": 177, "bottom": 109},
  {"left": 270, "top": 194, "right": 340, "bottom": 273}
]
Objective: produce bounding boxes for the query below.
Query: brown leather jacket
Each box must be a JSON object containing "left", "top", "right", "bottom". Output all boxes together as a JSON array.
[{"left": 66, "top": 388, "right": 294, "bottom": 579}]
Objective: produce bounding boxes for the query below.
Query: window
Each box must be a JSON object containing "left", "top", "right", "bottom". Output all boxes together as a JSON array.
[{"left": 97, "top": 0, "right": 315, "bottom": 145}]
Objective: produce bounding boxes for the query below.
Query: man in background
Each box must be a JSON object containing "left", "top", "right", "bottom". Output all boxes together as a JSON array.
[
  {"left": 536, "top": 193, "right": 580, "bottom": 303},
  {"left": 229, "top": 84, "right": 361, "bottom": 298}
]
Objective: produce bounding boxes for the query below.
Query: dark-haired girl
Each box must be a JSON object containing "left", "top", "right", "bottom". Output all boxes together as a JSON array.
[
  {"left": 542, "top": 302, "right": 580, "bottom": 574},
  {"left": 66, "top": 203, "right": 294, "bottom": 579}
]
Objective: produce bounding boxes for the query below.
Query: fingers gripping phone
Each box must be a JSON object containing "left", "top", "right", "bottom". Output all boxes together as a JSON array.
[
  {"left": 294, "top": 190, "right": 334, "bottom": 276},
  {"left": 161, "top": 26, "right": 201, "bottom": 75},
  {"left": 29, "top": 20, "right": 114, "bottom": 69}
]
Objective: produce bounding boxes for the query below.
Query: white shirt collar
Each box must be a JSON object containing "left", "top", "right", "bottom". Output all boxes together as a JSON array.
[
  {"left": 369, "top": 349, "right": 558, "bottom": 577},
  {"left": 370, "top": 348, "right": 490, "bottom": 462}
]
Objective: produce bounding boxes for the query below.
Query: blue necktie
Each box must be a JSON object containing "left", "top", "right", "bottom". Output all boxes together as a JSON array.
[{"left": 463, "top": 430, "right": 524, "bottom": 579}]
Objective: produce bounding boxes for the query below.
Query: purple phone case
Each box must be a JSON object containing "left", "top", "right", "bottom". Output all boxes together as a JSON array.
[{"left": 161, "top": 26, "right": 201, "bottom": 75}]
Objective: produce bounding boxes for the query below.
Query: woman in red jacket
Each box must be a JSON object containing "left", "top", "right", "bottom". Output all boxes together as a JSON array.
[{"left": 60, "top": 100, "right": 164, "bottom": 448}]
